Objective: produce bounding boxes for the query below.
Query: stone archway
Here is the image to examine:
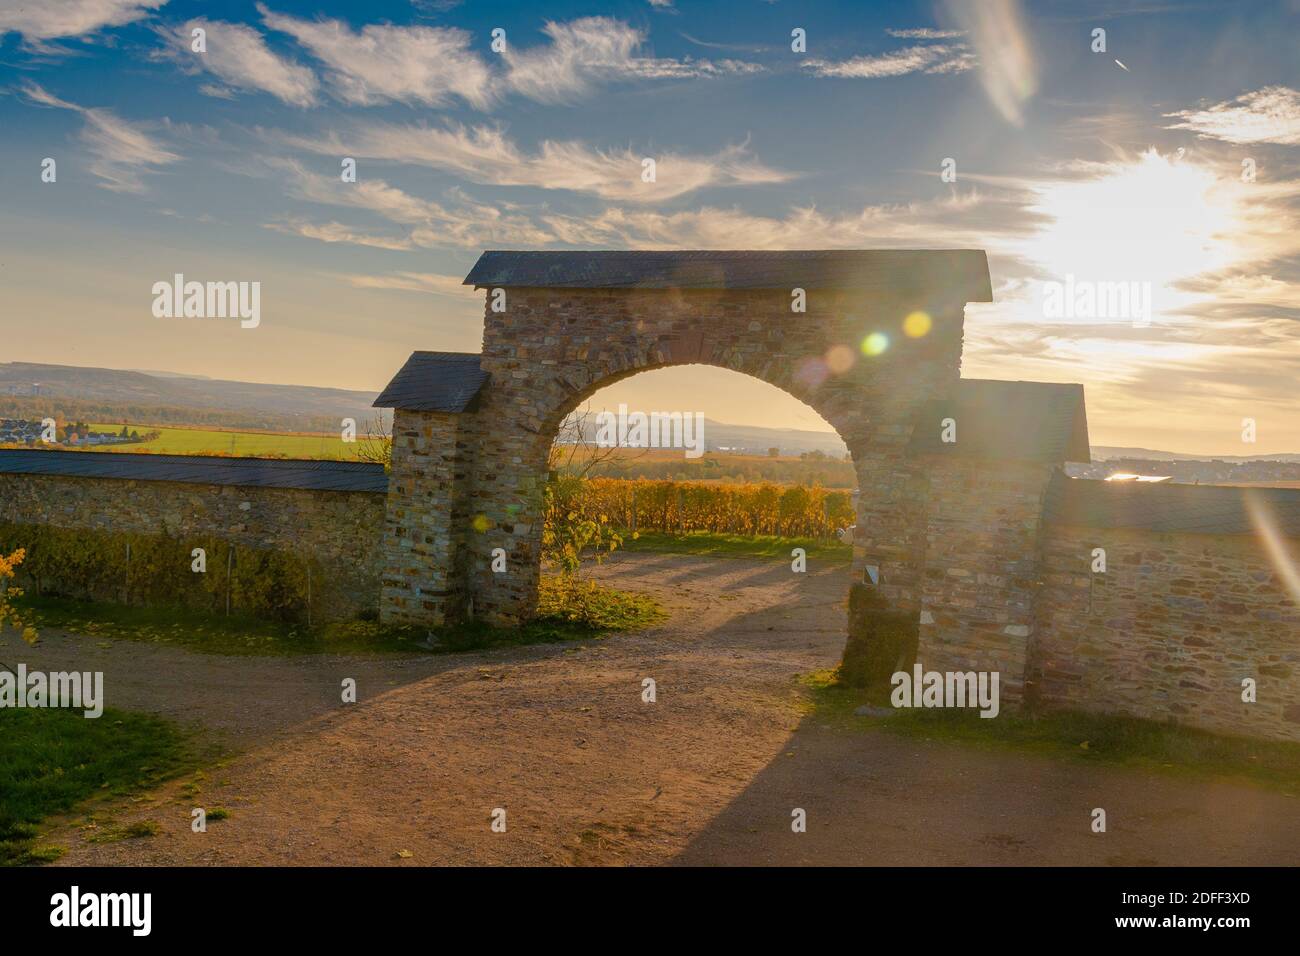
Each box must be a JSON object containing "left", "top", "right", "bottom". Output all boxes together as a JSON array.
[{"left": 374, "top": 249, "right": 994, "bottom": 661}]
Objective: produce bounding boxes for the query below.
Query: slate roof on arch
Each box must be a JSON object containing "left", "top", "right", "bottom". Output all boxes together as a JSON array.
[
  {"left": 372, "top": 351, "right": 489, "bottom": 413},
  {"left": 463, "top": 249, "right": 993, "bottom": 300},
  {"left": 910, "top": 379, "right": 1091, "bottom": 463}
]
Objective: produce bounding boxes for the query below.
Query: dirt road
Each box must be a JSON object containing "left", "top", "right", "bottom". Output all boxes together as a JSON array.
[{"left": 14, "top": 552, "right": 1299, "bottom": 866}]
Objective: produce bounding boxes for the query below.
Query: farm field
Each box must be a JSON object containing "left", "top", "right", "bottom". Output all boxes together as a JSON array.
[
  {"left": 87, "top": 423, "right": 363, "bottom": 460},
  {"left": 557, "top": 445, "right": 856, "bottom": 487}
]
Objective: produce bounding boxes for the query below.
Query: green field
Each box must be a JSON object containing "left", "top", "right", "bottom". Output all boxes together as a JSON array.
[{"left": 89, "top": 424, "right": 361, "bottom": 460}]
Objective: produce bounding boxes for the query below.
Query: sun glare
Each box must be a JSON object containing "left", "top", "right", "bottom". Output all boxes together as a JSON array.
[{"left": 1023, "top": 149, "right": 1245, "bottom": 321}]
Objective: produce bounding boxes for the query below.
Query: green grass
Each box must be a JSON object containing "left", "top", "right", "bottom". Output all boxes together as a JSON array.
[
  {"left": 17, "top": 575, "right": 664, "bottom": 658},
  {"left": 622, "top": 530, "right": 852, "bottom": 563},
  {"left": 87, "top": 423, "right": 360, "bottom": 460},
  {"left": 0, "top": 707, "right": 199, "bottom": 865},
  {"left": 800, "top": 669, "right": 1300, "bottom": 793}
]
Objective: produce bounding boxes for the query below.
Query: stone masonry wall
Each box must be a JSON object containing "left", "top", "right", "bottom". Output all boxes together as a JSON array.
[
  {"left": 380, "top": 409, "right": 474, "bottom": 625},
  {"left": 1033, "top": 523, "right": 1300, "bottom": 742},
  {"left": 466, "top": 286, "right": 968, "bottom": 625},
  {"left": 917, "top": 457, "right": 1059, "bottom": 701},
  {"left": 0, "top": 472, "right": 384, "bottom": 621}
]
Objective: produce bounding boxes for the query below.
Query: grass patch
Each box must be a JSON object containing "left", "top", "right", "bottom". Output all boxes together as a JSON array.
[
  {"left": 0, "top": 706, "right": 198, "bottom": 865},
  {"left": 799, "top": 668, "right": 1300, "bottom": 793},
  {"left": 16, "top": 576, "right": 664, "bottom": 658},
  {"left": 85, "top": 818, "right": 162, "bottom": 843},
  {"left": 87, "top": 422, "right": 359, "bottom": 460},
  {"left": 622, "top": 530, "right": 851, "bottom": 563},
  {"left": 536, "top": 575, "right": 666, "bottom": 631}
]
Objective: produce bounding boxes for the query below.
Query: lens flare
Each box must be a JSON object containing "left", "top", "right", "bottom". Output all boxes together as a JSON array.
[
  {"left": 903, "top": 311, "right": 932, "bottom": 337},
  {"left": 1245, "top": 492, "right": 1300, "bottom": 604},
  {"left": 825, "top": 344, "right": 855, "bottom": 374},
  {"left": 861, "top": 332, "right": 889, "bottom": 356},
  {"left": 794, "top": 356, "right": 830, "bottom": 389}
]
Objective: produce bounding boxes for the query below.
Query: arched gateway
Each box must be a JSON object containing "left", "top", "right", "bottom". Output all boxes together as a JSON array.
[{"left": 374, "top": 250, "right": 1090, "bottom": 704}]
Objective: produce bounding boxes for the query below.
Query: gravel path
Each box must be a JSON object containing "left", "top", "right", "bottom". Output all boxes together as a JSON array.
[{"left": 11, "top": 552, "right": 1298, "bottom": 866}]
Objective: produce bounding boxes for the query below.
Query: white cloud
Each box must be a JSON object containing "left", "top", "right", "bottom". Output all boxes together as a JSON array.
[
  {"left": 19, "top": 82, "right": 79, "bottom": 110},
  {"left": 336, "top": 272, "right": 479, "bottom": 297},
  {"left": 502, "top": 17, "right": 760, "bottom": 104},
  {"left": 0, "top": 0, "right": 166, "bottom": 40},
  {"left": 197, "top": 83, "right": 237, "bottom": 100},
  {"left": 886, "top": 27, "right": 965, "bottom": 39},
  {"left": 266, "top": 158, "right": 558, "bottom": 248},
  {"left": 212, "top": 10, "right": 756, "bottom": 110},
  {"left": 21, "top": 81, "right": 180, "bottom": 192},
  {"left": 157, "top": 20, "right": 319, "bottom": 107},
  {"left": 264, "top": 220, "right": 415, "bottom": 251},
  {"left": 257, "top": 3, "right": 494, "bottom": 109},
  {"left": 1164, "top": 86, "right": 1300, "bottom": 146},
  {"left": 804, "top": 44, "right": 974, "bottom": 78},
  {"left": 279, "top": 124, "right": 791, "bottom": 202},
  {"left": 544, "top": 193, "right": 1020, "bottom": 249}
]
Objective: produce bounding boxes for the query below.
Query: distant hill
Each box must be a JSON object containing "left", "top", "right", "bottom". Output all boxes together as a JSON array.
[
  {"left": 1, "top": 362, "right": 851, "bottom": 453},
  {"left": 9, "top": 363, "right": 1300, "bottom": 463},
  {"left": 564, "top": 413, "right": 848, "bottom": 456},
  {"left": 0, "top": 362, "right": 387, "bottom": 432},
  {"left": 1091, "top": 446, "right": 1300, "bottom": 463}
]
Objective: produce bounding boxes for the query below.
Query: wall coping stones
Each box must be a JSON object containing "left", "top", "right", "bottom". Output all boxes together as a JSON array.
[
  {"left": 463, "top": 249, "right": 994, "bottom": 301},
  {"left": 0, "top": 449, "right": 388, "bottom": 493},
  {"left": 1043, "top": 472, "right": 1300, "bottom": 535}
]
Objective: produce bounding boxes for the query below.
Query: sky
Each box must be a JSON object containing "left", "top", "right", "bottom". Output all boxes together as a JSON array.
[{"left": 0, "top": 0, "right": 1297, "bottom": 455}]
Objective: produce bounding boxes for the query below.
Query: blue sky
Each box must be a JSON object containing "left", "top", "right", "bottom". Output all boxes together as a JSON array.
[{"left": 1, "top": 0, "right": 1298, "bottom": 453}]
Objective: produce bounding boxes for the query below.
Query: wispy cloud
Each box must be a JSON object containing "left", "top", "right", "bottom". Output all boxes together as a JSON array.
[
  {"left": 0, "top": 0, "right": 166, "bottom": 41},
  {"left": 278, "top": 124, "right": 791, "bottom": 202},
  {"left": 886, "top": 27, "right": 966, "bottom": 39},
  {"left": 257, "top": 3, "right": 494, "bottom": 109},
  {"left": 1164, "top": 86, "right": 1300, "bottom": 146},
  {"left": 544, "top": 191, "right": 1031, "bottom": 250},
  {"left": 198, "top": 10, "right": 758, "bottom": 111},
  {"left": 264, "top": 158, "right": 558, "bottom": 248},
  {"left": 804, "top": 43, "right": 974, "bottom": 79},
  {"left": 264, "top": 220, "right": 415, "bottom": 251},
  {"left": 20, "top": 81, "right": 180, "bottom": 192},
  {"left": 156, "top": 20, "right": 319, "bottom": 107},
  {"left": 501, "top": 17, "right": 761, "bottom": 104},
  {"left": 257, "top": 150, "right": 1033, "bottom": 254},
  {"left": 335, "top": 272, "right": 479, "bottom": 297}
]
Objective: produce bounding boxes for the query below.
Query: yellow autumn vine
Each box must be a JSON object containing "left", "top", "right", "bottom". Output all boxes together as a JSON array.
[{"left": 0, "top": 548, "right": 37, "bottom": 645}]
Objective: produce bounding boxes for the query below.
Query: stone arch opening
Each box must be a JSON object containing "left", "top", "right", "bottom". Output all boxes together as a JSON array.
[
  {"left": 545, "top": 361, "right": 858, "bottom": 541},
  {"left": 555, "top": 361, "right": 852, "bottom": 453}
]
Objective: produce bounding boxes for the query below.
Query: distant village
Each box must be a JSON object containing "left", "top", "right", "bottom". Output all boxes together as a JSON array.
[
  {"left": 1070, "top": 457, "right": 1300, "bottom": 485},
  {"left": 0, "top": 418, "right": 157, "bottom": 448}
]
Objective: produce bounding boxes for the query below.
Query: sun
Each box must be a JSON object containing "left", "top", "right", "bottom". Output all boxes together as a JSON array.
[{"left": 1021, "top": 149, "right": 1245, "bottom": 321}]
